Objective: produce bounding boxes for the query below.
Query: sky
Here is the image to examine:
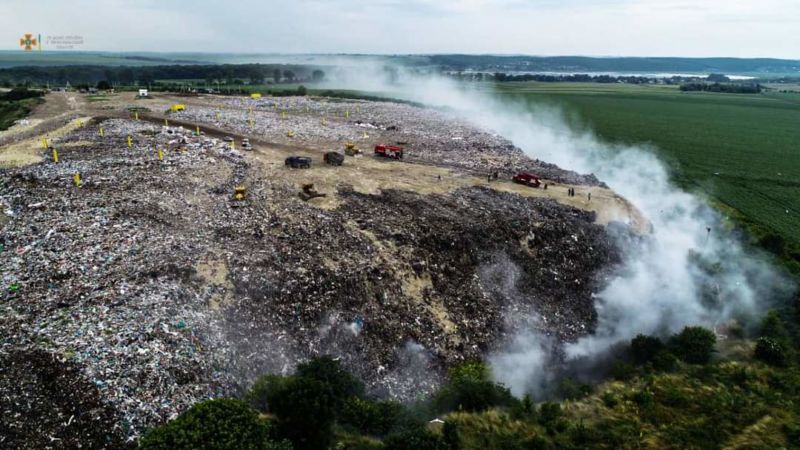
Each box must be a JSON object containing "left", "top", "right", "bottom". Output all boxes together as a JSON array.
[{"left": 1, "top": 0, "right": 798, "bottom": 58}]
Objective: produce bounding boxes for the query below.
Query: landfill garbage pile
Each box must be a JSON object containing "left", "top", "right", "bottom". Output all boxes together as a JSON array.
[
  {"left": 0, "top": 114, "right": 622, "bottom": 443},
  {"left": 173, "top": 96, "right": 603, "bottom": 186},
  {"left": 0, "top": 348, "right": 130, "bottom": 449}
]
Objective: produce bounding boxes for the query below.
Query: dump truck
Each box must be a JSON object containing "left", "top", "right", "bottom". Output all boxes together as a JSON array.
[
  {"left": 324, "top": 152, "right": 344, "bottom": 166},
  {"left": 285, "top": 156, "right": 311, "bottom": 169},
  {"left": 241, "top": 138, "right": 252, "bottom": 150},
  {"left": 374, "top": 144, "right": 403, "bottom": 159},
  {"left": 344, "top": 142, "right": 362, "bottom": 156},
  {"left": 512, "top": 172, "right": 542, "bottom": 188}
]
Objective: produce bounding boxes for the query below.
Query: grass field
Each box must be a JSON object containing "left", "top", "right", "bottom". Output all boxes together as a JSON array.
[{"left": 491, "top": 82, "right": 800, "bottom": 262}]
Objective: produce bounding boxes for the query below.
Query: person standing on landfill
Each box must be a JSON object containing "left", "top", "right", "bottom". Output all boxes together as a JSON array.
[{"left": 588, "top": 192, "right": 591, "bottom": 201}]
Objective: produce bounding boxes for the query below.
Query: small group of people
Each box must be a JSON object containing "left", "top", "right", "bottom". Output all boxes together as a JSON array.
[
  {"left": 567, "top": 187, "right": 576, "bottom": 197},
  {"left": 487, "top": 171, "right": 500, "bottom": 183}
]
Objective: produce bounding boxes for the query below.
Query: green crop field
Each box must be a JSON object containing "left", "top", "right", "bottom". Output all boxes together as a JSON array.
[{"left": 491, "top": 82, "right": 800, "bottom": 259}]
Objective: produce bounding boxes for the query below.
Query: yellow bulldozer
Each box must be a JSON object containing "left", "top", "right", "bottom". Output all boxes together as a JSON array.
[{"left": 344, "top": 142, "right": 362, "bottom": 156}]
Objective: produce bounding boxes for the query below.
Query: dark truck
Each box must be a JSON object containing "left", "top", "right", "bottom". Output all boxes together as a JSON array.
[
  {"left": 285, "top": 156, "right": 311, "bottom": 169},
  {"left": 323, "top": 152, "right": 344, "bottom": 166}
]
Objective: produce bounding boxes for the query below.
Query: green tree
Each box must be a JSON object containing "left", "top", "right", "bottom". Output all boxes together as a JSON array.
[
  {"left": 669, "top": 326, "right": 716, "bottom": 364},
  {"left": 273, "top": 69, "right": 281, "bottom": 83},
  {"left": 442, "top": 421, "right": 459, "bottom": 450},
  {"left": 266, "top": 376, "right": 336, "bottom": 450},
  {"left": 631, "top": 335, "right": 664, "bottom": 365},
  {"left": 137, "top": 399, "right": 282, "bottom": 450},
  {"left": 295, "top": 355, "right": 364, "bottom": 412},
  {"left": 754, "top": 337, "right": 787, "bottom": 366}
]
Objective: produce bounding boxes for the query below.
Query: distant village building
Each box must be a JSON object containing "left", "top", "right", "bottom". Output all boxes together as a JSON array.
[{"left": 138, "top": 88, "right": 148, "bottom": 97}]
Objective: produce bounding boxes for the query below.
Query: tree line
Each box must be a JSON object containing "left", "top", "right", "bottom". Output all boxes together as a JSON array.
[{"left": 0, "top": 63, "right": 326, "bottom": 87}]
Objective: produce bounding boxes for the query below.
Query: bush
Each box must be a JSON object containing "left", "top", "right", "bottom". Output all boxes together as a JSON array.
[
  {"left": 669, "top": 326, "right": 716, "bottom": 364},
  {"left": 651, "top": 350, "right": 678, "bottom": 372},
  {"left": 340, "top": 397, "right": 404, "bottom": 436},
  {"left": 2, "top": 87, "right": 43, "bottom": 101},
  {"left": 631, "top": 335, "right": 664, "bottom": 365},
  {"left": 266, "top": 376, "right": 337, "bottom": 450},
  {"left": 538, "top": 402, "right": 562, "bottom": 426},
  {"left": 137, "top": 399, "right": 279, "bottom": 450},
  {"left": 434, "top": 377, "right": 517, "bottom": 413},
  {"left": 609, "top": 361, "right": 636, "bottom": 381},
  {"left": 557, "top": 378, "right": 593, "bottom": 400},
  {"left": 755, "top": 337, "right": 788, "bottom": 367},
  {"left": 295, "top": 355, "right": 364, "bottom": 412},
  {"left": 383, "top": 426, "right": 446, "bottom": 450}
]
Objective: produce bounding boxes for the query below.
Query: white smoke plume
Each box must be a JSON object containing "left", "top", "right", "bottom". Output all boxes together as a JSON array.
[{"left": 320, "top": 62, "right": 792, "bottom": 396}]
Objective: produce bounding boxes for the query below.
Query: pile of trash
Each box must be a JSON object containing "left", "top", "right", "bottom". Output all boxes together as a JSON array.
[
  {"left": 174, "top": 96, "right": 603, "bottom": 185},
  {"left": 0, "top": 113, "right": 622, "bottom": 443}
]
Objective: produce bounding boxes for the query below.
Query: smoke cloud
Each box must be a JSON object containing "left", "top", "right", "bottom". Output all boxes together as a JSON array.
[{"left": 321, "top": 63, "right": 793, "bottom": 397}]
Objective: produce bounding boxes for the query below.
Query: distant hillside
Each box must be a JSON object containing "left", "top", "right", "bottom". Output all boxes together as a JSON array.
[
  {"left": 427, "top": 55, "right": 800, "bottom": 76},
  {"left": 1, "top": 52, "right": 798, "bottom": 76}
]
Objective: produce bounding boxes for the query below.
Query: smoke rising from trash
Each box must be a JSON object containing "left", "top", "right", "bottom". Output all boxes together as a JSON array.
[{"left": 322, "top": 62, "right": 792, "bottom": 396}]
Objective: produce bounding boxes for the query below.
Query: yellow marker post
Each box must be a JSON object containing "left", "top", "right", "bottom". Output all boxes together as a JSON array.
[
  {"left": 231, "top": 140, "right": 235, "bottom": 150},
  {"left": 249, "top": 118, "right": 254, "bottom": 128},
  {"left": 287, "top": 130, "right": 294, "bottom": 138},
  {"left": 52, "top": 148, "right": 59, "bottom": 163},
  {"left": 345, "top": 110, "right": 350, "bottom": 119},
  {"left": 157, "top": 147, "right": 163, "bottom": 161},
  {"left": 127, "top": 135, "right": 132, "bottom": 148},
  {"left": 164, "top": 118, "right": 169, "bottom": 127},
  {"left": 134, "top": 111, "right": 139, "bottom": 121},
  {"left": 73, "top": 172, "right": 81, "bottom": 187},
  {"left": 99, "top": 127, "right": 104, "bottom": 137},
  {"left": 196, "top": 126, "right": 200, "bottom": 135},
  {"left": 41, "top": 137, "right": 48, "bottom": 149}
]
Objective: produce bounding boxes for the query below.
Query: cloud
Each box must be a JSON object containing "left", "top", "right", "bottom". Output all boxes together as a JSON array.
[{"left": 0, "top": 0, "right": 798, "bottom": 56}]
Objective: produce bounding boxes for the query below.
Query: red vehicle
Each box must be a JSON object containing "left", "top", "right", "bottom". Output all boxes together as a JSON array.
[
  {"left": 374, "top": 144, "right": 403, "bottom": 159},
  {"left": 512, "top": 172, "right": 542, "bottom": 188}
]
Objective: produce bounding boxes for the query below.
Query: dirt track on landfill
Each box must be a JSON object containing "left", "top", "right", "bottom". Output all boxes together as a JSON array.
[{"left": 1, "top": 91, "right": 648, "bottom": 232}]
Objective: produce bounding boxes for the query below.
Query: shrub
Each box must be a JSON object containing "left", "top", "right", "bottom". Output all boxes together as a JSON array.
[
  {"left": 434, "top": 377, "right": 517, "bottom": 413},
  {"left": 538, "top": 402, "right": 562, "bottom": 426},
  {"left": 631, "top": 335, "right": 664, "bottom": 365},
  {"left": 755, "top": 337, "right": 788, "bottom": 367},
  {"left": 442, "top": 421, "right": 459, "bottom": 450},
  {"left": 246, "top": 374, "right": 287, "bottom": 413},
  {"left": 651, "top": 350, "right": 678, "bottom": 372},
  {"left": 383, "top": 426, "right": 446, "bottom": 450},
  {"left": 295, "top": 355, "right": 364, "bottom": 411},
  {"left": 601, "top": 391, "right": 618, "bottom": 408},
  {"left": 669, "top": 326, "right": 716, "bottom": 364},
  {"left": 266, "top": 376, "right": 336, "bottom": 450},
  {"left": 610, "top": 361, "right": 636, "bottom": 381},
  {"left": 340, "top": 397, "right": 404, "bottom": 436},
  {"left": 137, "top": 399, "right": 277, "bottom": 450},
  {"left": 510, "top": 394, "right": 536, "bottom": 420}
]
